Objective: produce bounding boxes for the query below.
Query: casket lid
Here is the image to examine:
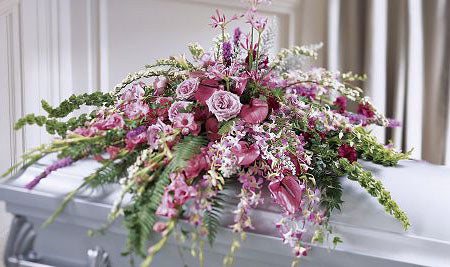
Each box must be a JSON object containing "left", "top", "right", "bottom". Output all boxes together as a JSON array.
[{"left": 1, "top": 155, "right": 450, "bottom": 266}]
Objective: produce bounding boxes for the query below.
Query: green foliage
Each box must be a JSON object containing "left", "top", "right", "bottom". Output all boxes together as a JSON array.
[
  {"left": 14, "top": 112, "right": 96, "bottom": 137},
  {"left": 218, "top": 118, "right": 238, "bottom": 136},
  {"left": 339, "top": 158, "right": 410, "bottom": 230},
  {"left": 203, "top": 191, "right": 226, "bottom": 246},
  {"left": 88, "top": 152, "right": 139, "bottom": 188},
  {"left": 42, "top": 92, "right": 114, "bottom": 118},
  {"left": 353, "top": 127, "right": 410, "bottom": 166},
  {"left": 123, "top": 136, "right": 208, "bottom": 258}
]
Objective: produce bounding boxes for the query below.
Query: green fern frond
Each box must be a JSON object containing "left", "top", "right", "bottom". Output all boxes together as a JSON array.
[{"left": 203, "top": 191, "right": 226, "bottom": 246}]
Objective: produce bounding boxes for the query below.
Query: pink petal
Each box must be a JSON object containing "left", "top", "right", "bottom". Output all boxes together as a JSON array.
[{"left": 240, "top": 99, "right": 268, "bottom": 124}]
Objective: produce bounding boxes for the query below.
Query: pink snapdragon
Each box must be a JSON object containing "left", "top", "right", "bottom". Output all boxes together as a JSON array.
[
  {"left": 206, "top": 90, "right": 242, "bottom": 121},
  {"left": 173, "top": 113, "right": 200, "bottom": 135}
]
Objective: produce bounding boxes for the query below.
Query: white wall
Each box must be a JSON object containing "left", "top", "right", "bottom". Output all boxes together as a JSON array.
[{"left": 0, "top": 0, "right": 302, "bottom": 171}]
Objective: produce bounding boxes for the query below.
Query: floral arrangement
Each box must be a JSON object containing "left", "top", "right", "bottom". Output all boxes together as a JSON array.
[{"left": 4, "top": 1, "right": 411, "bottom": 266}]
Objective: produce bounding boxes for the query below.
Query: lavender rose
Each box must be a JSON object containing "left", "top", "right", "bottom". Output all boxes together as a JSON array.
[
  {"left": 206, "top": 90, "right": 242, "bottom": 122},
  {"left": 176, "top": 78, "right": 199, "bottom": 100}
]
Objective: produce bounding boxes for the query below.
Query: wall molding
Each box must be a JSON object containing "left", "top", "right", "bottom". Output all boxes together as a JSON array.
[{"left": 0, "top": 0, "right": 24, "bottom": 169}]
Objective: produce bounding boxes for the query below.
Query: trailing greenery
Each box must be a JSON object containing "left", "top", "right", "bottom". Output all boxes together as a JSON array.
[
  {"left": 123, "top": 136, "right": 208, "bottom": 258},
  {"left": 42, "top": 92, "right": 114, "bottom": 118},
  {"left": 14, "top": 112, "right": 97, "bottom": 137},
  {"left": 339, "top": 158, "right": 410, "bottom": 230},
  {"left": 353, "top": 127, "right": 411, "bottom": 166},
  {"left": 203, "top": 191, "right": 226, "bottom": 246}
]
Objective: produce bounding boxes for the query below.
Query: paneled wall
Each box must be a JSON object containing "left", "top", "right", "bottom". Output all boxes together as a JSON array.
[{"left": 0, "top": 0, "right": 303, "bottom": 171}]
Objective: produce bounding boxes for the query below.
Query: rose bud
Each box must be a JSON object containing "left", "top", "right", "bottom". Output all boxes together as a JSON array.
[
  {"left": 240, "top": 98, "right": 269, "bottom": 124},
  {"left": 231, "top": 141, "right": 260, "bottom": 166}
]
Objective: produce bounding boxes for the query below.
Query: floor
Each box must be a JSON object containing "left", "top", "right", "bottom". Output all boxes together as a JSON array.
[{"left": 0, "top": 201, "right": 12, "bottom": 267}]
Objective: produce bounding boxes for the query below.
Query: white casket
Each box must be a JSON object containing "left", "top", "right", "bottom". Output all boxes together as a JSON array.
[{"left": 1, "top": 156, "right": 450, "bottom": 267}]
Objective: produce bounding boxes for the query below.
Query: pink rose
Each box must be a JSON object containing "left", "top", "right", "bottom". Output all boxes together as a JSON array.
[
  {"left": 153, "top": 77, "right": 168, "bottom": 96},
  {"left": 168, "top": 101, "right": 190, "bottom": 122},
  {"left": 239, "top": 99, "right": 268, "bottom": 124},
  {"left": 206, "top": 90, "right": 242, "bottom": 122},
  {"left": 269, "top": 176, "right": 303, "bottom": 215},
  {"left": 231, "top": 141, "right": 260, "bottom": 166},
  {"left": 173, "top": 113, "right": 200, "bottom": 135},
  {"left": 176, "top": 78, "right": 199, "bottom": 100}
]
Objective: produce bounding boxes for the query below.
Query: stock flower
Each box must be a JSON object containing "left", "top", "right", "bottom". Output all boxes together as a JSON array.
[
  {"left": 168, "top": 101, "right": 190, "bottom": 122},
  {"left": 232, "top": 141, "right": 260, "bottom": 165},
  {"left": 123, "top": 101, "right": 149, "bottom": 120},
  {"left": 338, "top": 144, "right": 357, "bottom": 163},
  {"left": 173, "top": 113, "right": 200, "bottom": 135},
  {"left": 269, "top": 176, "right": 303, "bottom": 215},
  {"left": 206, "top": 90, "right": 242, "bottom": 121},
  {"left": 153, "top": 76, "right": 168, "bottom": 95},
  {"left": 176, "top": 78, "right": 200, "bottom": 100},
  {"left": 125, "top": 126, "right": 148, "bottom": 151},
  {"left": 240, "top": 98, "right": 268, "bottom": 124},
  {"left": 147, "top": 119, "right": 172, "bottom": 149},
  {"left": 334, "top": 96, "right": 347, "bottom": 114},
  {"left": 122, "top": 82, "right": 145, "bottom": 102},
  {"left": 92, "top": 113, "right": 124, "bottom": 130}
]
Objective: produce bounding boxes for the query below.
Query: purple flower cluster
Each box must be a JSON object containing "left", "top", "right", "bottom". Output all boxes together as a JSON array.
[
  {"left": 25, "top": 157, "right": 74, "bottom": 190},
  {"left": 222, "top": 41, "right": 232, "bottom": 66}
]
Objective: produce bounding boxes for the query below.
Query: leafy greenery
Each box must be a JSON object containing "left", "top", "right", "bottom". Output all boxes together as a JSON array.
[
  {"left": 41, "top": 92, "right": 114, "bottom": 118},
  {"left": 339, "top": 158, "right": 410, "bottom": 230},
  {"left": 203, "top": 191, "right": 226, "bottom": 246},
  {"left": 123, "top": 136, "right": 208, "bottom": 258}
]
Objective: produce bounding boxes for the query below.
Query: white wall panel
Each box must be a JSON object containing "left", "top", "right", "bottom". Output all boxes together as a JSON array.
[{"left": 0, "top": 0, "right": 299, "bottom": 169}]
